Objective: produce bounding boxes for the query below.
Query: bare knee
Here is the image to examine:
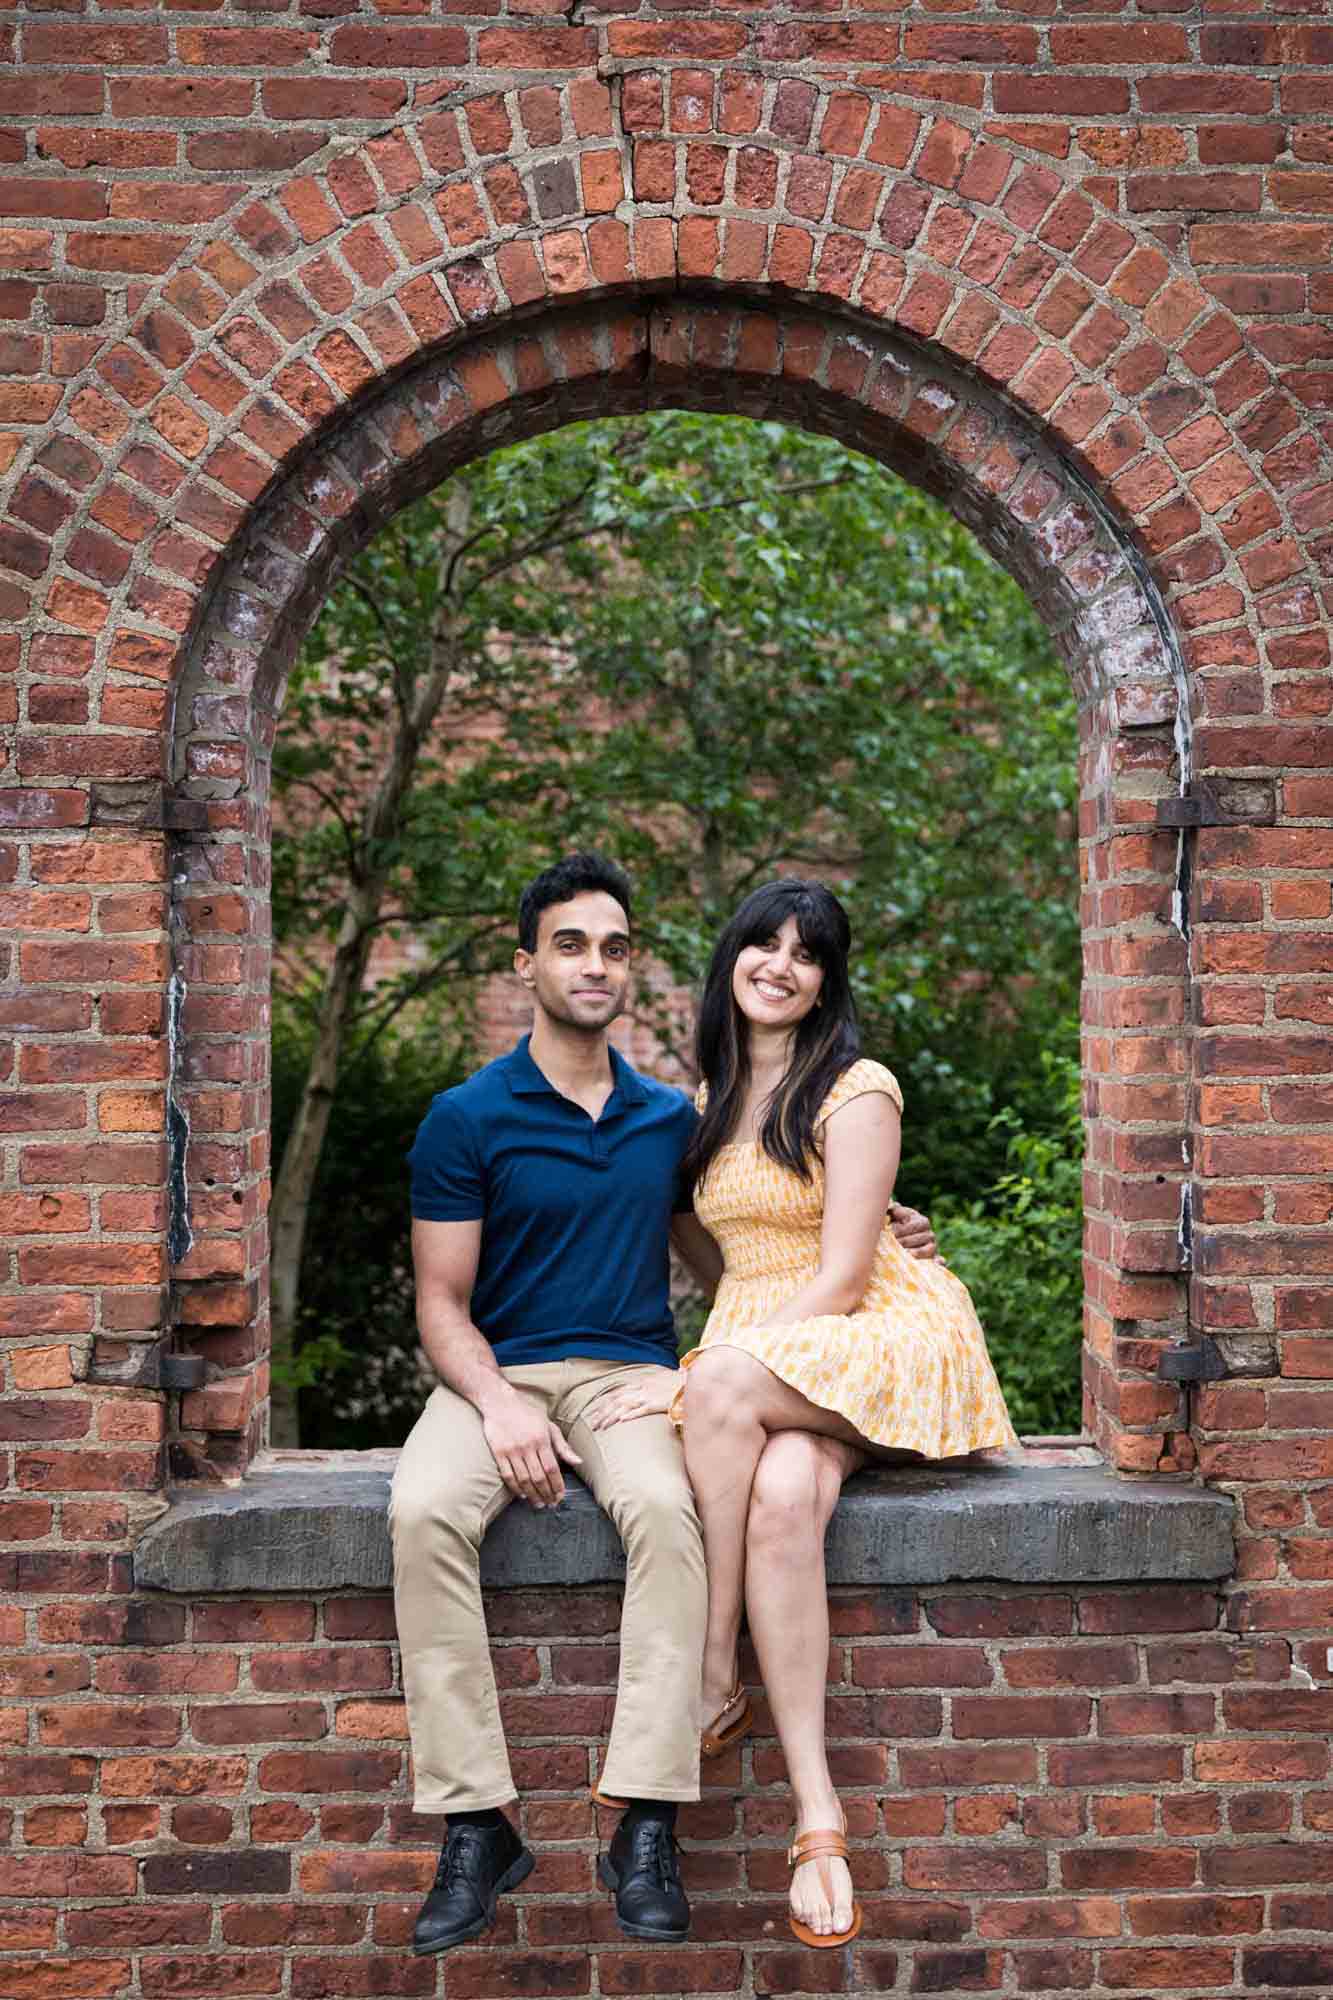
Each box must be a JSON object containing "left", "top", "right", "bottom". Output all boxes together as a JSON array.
[
  {"left": 747, "top": 1435, "right": 841, "bottom": 1556},
  {"left": 683, "top": 1347, "right": 768, "bottom": 1431}
]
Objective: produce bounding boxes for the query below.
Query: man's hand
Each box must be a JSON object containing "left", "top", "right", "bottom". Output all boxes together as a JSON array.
[
  {"left": 890, "top": 1201, "right": 938, "bottom": 1261},
  {"left": 480, "top": 1387, "right": 582, "bottom": 1508}
]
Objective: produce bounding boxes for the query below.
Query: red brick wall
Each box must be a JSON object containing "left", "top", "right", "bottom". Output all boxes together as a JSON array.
[
  {"left": 4, "top": 8, "right": 1333, "bottom": 1993},
  {"left": 6, "top": 1575, "right": 1333, "bottom": 1995},
  {"left": 5, "top": 3, "right": 1333, "bottom": 1473}
]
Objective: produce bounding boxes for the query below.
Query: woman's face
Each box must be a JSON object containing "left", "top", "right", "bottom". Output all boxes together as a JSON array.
[{"left": 732, "top": 913, "right": 825, "bottom": 1034}]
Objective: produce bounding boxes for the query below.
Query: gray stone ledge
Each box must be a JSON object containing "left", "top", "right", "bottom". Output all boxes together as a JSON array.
[{"left": 134, "top": 1449, "right": 1235, "bottom": 1597}]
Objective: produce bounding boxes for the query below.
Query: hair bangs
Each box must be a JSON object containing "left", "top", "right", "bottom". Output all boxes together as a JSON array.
[
  {"left": 682, "top": 878, "right": 862, "bottom": 1194},
  {"left": 734, "top": 881, "right": 847, "bottom": 967}
]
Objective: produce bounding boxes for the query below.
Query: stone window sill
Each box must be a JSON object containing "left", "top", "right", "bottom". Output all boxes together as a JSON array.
[{"left": 134, "top": 1445, "right": 1235, "bottom": 1595}]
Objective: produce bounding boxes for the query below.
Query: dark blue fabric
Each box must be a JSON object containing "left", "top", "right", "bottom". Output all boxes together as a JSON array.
[{"left": 408, "top": 1036, "right": 697, "bottom": 1369}]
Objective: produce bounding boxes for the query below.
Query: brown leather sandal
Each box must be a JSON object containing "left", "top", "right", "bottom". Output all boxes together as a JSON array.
[
  {"left": 787, "top": 1828, "right": 862, "bottom": 1949},
  {"left": 701, "top": 1680, "right": 752, "bottom": 1760}
]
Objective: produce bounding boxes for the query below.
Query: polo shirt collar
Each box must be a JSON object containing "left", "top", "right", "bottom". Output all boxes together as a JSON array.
[{"left": 504, "top": 1034, "right": 648, "bottom": 1106}]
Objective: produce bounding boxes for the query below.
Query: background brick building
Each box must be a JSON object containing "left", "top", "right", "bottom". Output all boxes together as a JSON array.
[{"left": 3, "top": 6, "right": 1333, "bottom": 1994}]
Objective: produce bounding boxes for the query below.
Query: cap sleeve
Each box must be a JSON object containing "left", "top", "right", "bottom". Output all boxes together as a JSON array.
[{"left": 815, "top": 1058, "right": 903, "bottom": 1126}]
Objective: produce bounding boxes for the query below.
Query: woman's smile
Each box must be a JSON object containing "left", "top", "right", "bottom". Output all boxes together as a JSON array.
[{"left": 733, "top": 916, "right": 825, "bottom": 1025}]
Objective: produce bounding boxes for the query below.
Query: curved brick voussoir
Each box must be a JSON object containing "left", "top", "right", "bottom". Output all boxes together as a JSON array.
[
  {"left": 0, "top": 74, "right": 1313, "bottom": 723},
  {"left": 184, "top": 302, "right": 1181, "bottom": 733}
]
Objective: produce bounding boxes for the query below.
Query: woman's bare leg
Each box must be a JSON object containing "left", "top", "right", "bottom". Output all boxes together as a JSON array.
[
  {"left": 681, "top": 1347, "right": 879, "bottom": 1789},
  {"left": 745, "top": 1429, "right": 864, "bottom": 1938},
  {"left": 681, "top": 1353, "right": 770, "bottom": 1725}
]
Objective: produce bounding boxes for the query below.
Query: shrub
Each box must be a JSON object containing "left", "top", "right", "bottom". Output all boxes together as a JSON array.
[
  {"left": 270, "top": 1002, "right": 473, "bottom": 1447},
  {"left": 933, "top": 1048, "right": 1085, "bottom": 1438}
]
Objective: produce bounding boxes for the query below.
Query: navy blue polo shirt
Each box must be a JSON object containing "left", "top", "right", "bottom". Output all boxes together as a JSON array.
[{"left": 407, "top": 1036, "right": 697, "bottom": 1370}]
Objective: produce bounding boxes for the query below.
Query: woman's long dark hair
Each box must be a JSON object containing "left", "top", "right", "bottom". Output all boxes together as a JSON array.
[{"left": 682, "top": 879, "right": 862, "bottom": 1191}]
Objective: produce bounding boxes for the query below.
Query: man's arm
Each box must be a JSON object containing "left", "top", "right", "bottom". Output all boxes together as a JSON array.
[
  {"left": 669, "top": 1211, "right": 724, "bottom": 1297},
  {"left": 412, "top": 1217, "right": 580, "bottom": 1509}
]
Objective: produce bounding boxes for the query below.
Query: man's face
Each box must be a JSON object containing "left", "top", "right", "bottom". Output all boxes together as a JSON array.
[{"left": 515, "top": 891, "right": 632, "bottom": 1035}]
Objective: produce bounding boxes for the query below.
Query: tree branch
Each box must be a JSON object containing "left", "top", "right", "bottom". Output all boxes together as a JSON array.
[
  {"left": 444, "top": 473, "right": 602, "bottom": 601},
  {"left": 459, "top": 473, "right": 859, "bottom": 601},
  {"left": 275, "top": 776, "right": 363, "bottom": 875},
  {"left": 346, "top": 919, "right": 512, "bottom": 1059},
  {"left": 345, "top": 576, "right": 400, "bottom": 668}
]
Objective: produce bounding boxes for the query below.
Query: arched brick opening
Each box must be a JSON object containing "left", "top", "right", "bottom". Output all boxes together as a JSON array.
[
  {"left": 5, "top": 81, "right": 1303, "bottom": 677},
  {"left": 163, "top": 287, "right": 1195, "bottom": 1480},
  {"left": 6, "top": 81, "right": 1329, "bottom": 1503}
]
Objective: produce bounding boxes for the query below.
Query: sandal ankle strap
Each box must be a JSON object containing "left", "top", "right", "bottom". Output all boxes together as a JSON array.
[{"left": 788, "top": 1829, "right": 849, "bottom": 1867}]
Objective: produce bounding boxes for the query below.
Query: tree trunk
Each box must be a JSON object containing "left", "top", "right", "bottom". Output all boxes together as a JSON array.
[
  {"left": 684, "top": 633, "right": 728, "bottom": 916},
  {"left": 266, "top": 491, "right": 470, "bottom": 1446},
  {"left": 700, "top": 815, "right": 726, "bottom": 913}
]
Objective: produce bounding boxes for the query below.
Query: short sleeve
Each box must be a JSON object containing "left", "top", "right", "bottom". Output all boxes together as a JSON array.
[
  {"left": 407, "top": 1092, "right": 486, "bottom": 1222},
  {"left": 815, "top": 1058, "right": 903, "bottom": 1127}
]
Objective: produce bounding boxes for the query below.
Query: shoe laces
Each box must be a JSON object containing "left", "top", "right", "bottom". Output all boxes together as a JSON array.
[
  {"left": 630, "top": 1815, "right": 680, "bottom": 1888},
  {"left": 436, "top": 1824, "right": 484, "bottom": 1890},
  {"left": 657, "top": 1825, "right": 682, "bottom": 1890}
]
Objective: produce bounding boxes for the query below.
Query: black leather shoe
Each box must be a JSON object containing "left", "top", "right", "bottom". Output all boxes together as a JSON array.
[
  {"left": 411, "top": 1815, "right": 534, "bottom": 1956},
  {"left": 598, "top": 1806, "right": 690, "bottom": 1942}
]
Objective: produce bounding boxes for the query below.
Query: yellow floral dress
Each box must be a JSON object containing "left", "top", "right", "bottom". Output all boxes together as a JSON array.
[{"left": 674, "top": 1059, "right": 1019, "bottom": 1457}]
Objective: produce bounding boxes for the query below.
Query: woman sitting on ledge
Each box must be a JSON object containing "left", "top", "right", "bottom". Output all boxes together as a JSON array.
[{"left": 592, "top": 878, "right": 1017, "bottom": 1948}]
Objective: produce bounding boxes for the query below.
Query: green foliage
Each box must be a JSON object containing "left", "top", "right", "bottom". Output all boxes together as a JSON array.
[
  {"left": 885, "top": 1001, "right": 1082, "bottom": 1212},
  {"left": 470, "top": 412, "right": 1081, "bottom": 1034},
  {"left": 269, "top": 1000, "right": 474, "bottom": 1447},
  {"left": 273, "top": 409, "right": 1085, "bottom": 1443},
  {"left": 276, "top": 411, "right": 1079, "bottom": 1057},
  {"left": 933, "top": 1045, "right": 1086, "bottom": 1438}
]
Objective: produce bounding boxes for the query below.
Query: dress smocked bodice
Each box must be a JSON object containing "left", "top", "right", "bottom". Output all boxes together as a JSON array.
[{"left": 694, "top": 1060, "right": 909, "bottom": 1296}]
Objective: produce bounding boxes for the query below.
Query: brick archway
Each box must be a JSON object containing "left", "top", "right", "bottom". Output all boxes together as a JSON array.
[
  {"left": 163, "top": 296, "right": 1184, "bottom": 1480},
  {"left": 165, "top": 290, "right": 1192, "bottom": 1476},
  {"left": 4, "top": 79, "right": 1304, "bottom": 668},
  {"left": 5, "top": 73, "right": 1329, "bottom": 1498}
]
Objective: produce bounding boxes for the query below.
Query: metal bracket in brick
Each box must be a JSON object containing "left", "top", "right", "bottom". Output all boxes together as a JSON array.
[
  {"left": 89, "top": 782, "right": 212, "bottom": 833},
  {"left": 1156, "top": 1335, "right": 1228, "bottom": 1384},
  {"left": 88, "top": 1340, "right": 206, "bottom": 1392},
  {"left": 162, "top": 795, "right": 213, "bottom": 834},
  {"left": 1154, "top": 779, "right": 1277, "bottom": 830}
]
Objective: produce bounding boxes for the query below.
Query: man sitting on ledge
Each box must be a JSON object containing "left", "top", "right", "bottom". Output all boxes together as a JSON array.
[{"left": 390, "top": 853, "right": 934, "bottom": 1954}]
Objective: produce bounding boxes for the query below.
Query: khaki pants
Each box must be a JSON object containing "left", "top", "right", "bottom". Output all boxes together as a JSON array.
[{"left": 389, "top": 1359, "right": 707, "bottom": 1814}]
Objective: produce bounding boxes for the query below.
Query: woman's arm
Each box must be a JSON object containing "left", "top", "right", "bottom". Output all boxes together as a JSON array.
[{"left": 758, "top": 1092, "right": 901, "bottom": 1326}]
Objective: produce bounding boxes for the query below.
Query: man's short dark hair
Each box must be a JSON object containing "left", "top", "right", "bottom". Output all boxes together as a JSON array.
[{"left": 517, "top": 853, "right": 633, "bottom": 952}]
